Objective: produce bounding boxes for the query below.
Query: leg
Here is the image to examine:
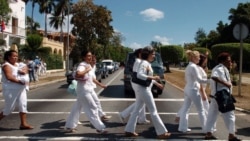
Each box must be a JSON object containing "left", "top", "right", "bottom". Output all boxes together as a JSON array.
[
  {"left": 205, "top": 99, "right": 219, "bottom": 139},
  {"left": 178, "top": 93, "right": 192, "bottom": 132}
]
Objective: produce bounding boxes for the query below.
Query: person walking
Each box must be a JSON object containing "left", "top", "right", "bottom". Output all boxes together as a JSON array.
[
  {"left": 119, "top": 48, "right": 150, "bottom": 124},
  {"left": 89, "top": 55, "right": 111, "bottom": 122},
  {"left": 0, "top": 50, "right": 33, "bottom": 130},
  {"left": 178, "top": 50, "right": 209, "bottom": 133},
  {"left": 204, "top": 52, "right": 241, "bottom": 141},
  {"left": 64, "top": 50, "right": 107, "bottom": 134},
  {"left": 124, "top": 46, "right": 171, "bottom": 139},
  {"left": 27, "top": 57, "right": 36, "bottom": 82}
]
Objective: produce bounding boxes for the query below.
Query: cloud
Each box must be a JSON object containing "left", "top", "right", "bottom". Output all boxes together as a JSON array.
[
  {"left": 140, "top": 8, "right": 164, "bottom": 21},
  {"left": 128, "top": 42, "right": 143, "bottom": 49},
  {"left": 154, "top": 35, "right": 171, "bottom": 45}
]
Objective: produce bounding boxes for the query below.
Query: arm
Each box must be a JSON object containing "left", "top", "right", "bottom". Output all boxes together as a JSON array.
[
  {"left": 211, "top": 77, "right": 231, "bottom": 88},
  {"left": 93, "top": 78, "right": 107, "bottom": 89},
  {"left": 2, "top": 65, "right": 24, "bottom": 84},
  {"left": 191, "top": 65, "right": 208, "bottom": 84},
  {"left": 200, "top": 85, "right": 208, "bottom": 101},
  {"left": 137, "top": 62, "right": 160, "bottom": 81},
  {"left": 75, "top": 65, "right": 91, "bottom": 78}
]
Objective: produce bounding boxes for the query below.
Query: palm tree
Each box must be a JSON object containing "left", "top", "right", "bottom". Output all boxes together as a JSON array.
[
  {"left": 49, "top": 12, "right": 65, "bottom": 42},
  {"left": 53, "top": 0, "right": 73, "bottom": 42},
  {"left": 23, "top": 0, "right": 39, "bottom": 34},
  {"left": 38, "top": 0, "right": 56, "bottom": 37}
]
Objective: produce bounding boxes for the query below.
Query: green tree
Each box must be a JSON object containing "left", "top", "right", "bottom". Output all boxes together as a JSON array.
[
  {"left": 26, "top": 16, "right": 40, "bottom": 35},
  {"left": 194, "top": 28, "right": 207, "bottom": 47},
  {"left": 19, "top": 34, "right": 51, "bottom": 60},
  {"left": 0, "top": 0, "right": 12, "bottom": 23}
]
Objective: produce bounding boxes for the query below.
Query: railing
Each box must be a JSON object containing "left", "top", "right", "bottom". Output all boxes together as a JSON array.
[{"left": 4, "top": 24, "right": 26, "bottom": 37}]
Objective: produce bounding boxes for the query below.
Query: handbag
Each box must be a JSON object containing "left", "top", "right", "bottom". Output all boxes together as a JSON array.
[
  {"left": 131, "top": 61, "right": 152, "bottom": 87},
  {"left": 212, "top": 66, "right": 236, "bottom": 113},
  {"left": 67, "top": 80, "right": 77, "bottom": 96},
  {"left": 131, "top": 72, "right": 152, "bottom": 87}
]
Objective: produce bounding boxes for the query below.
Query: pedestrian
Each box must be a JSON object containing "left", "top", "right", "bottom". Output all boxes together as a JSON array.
[
  {"left": 64, "top": 50, "right": 107, "bottom": 134},
  {"left": 204, "top": 52, "right": 241, "bottom": 141},
  {"left": 124, "top": 46, "right": 171, "bottom": 139},
  {"left": 0, "top": 50, "right": 33, "bottom": 130},
  {"left": 18, "top": 58, "right": 30, "bottom": 91},
  {"left": 178, "top": 50, "right": 209, "bottom": 133},
  {"left": 89, "top": 54, "right": 111, "bottom": 122},
  {"left": 119, "top": 48, "right": 150, "bottom": 125},
  {"left": 27, "top": 57, "right": 36, "bottom": 82}
]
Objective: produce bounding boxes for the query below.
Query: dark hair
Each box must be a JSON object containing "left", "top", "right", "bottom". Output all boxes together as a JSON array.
[
  {"left": 141, "top": 46, "right": 154, "bottom": 60},
  {"left": 217, "top": 52, "right": 231, "bottom": 63},
  {"left": 134, "top": 48, "right": 142, "bottom": 58},
  {"left": 198, "top": 53, "right": 207, "bottom": 67},
  {"left": 4, "top": 50, "right": 17, "bottom": 61},
  {"left": 81, "top": 50, "right": 91, "bottom": 57}
]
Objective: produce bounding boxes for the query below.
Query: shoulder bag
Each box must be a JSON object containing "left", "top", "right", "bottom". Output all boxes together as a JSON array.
[{"left": 131, "top": 62, "right": 152, "bottom": 87}]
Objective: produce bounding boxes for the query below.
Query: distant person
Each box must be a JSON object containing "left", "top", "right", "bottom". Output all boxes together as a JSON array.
[
  {"left": 0, "top": 50, "right": 33, "bottom": 130},
  {"left": 204, "top": 52, "right": 241, "bottom": 141},
  {"left": 27, "top": 57, "right": 36, "bottom": 82}
]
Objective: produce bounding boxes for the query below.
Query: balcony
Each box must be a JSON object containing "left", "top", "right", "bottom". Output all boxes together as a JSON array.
[{"left": 2, "top": 24, "right": 26, "bottom": 38}]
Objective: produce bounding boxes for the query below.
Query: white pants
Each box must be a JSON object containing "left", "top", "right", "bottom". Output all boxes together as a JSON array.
[
  {"left": 178, "top": 89, "right": 206, "bottom": 132},
  {"left": 2, "top": 88, "right": 27, "bottom": 115},
  {"left": 120, "top": 82, "right": 147, "bottom": 122},
  {"left": 125, "top": 84, "right": 167, "bottom": 135},
  {"left": 65, "top": 91, "right": 105, "bottom": 131},
  {"left": 205, "top": 99, "right": 235, "bottom": 134},
  {"left": 91, "top": 89, "right": 105, "bottom": 117}
]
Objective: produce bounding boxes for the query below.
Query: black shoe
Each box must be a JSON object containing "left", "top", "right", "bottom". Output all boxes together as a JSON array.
[
  {"left": 229, "top": 137, "right": 242, "bottom": 141},
  {"left": 205, "top": 135, "right": 218, "bottom": 140}
]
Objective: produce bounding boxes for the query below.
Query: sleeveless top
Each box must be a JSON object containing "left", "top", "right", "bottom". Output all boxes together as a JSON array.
[{"left": 2, "top": 62, "right": 23, "bottom": 90}]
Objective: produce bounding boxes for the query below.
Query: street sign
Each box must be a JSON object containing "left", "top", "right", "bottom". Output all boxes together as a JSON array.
[{"left": 233, "top": 23, "right": 249, "bottom": 40}]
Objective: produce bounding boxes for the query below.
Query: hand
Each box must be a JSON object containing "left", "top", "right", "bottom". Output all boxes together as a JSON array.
[
  {"left": 155, "top": 82, "right": 164, "bottom": 90},
  {"left": 154, "top": 76, "right": 160, "bottom": 81},
  {"left": 101, "top": 84, "right": 107, "bottom": 89}
]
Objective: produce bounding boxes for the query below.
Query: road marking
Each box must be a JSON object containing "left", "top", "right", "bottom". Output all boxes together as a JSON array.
[
  {"left": 97, "top": 70, "right": 124, "bottom": 95},
  {"left": 9, "top": 111, "right": 246, "bottom": 116},
  {"left": 0, "top": 98, "right": 184, "bottom": 102}
]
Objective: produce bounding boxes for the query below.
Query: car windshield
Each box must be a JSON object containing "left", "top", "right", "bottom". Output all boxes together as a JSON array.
[{"left": 103, "top": 62, "right": 112, "bottom": 65}]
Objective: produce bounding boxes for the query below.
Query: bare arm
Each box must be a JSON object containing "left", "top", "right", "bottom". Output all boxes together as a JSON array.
[
  {"left": 2, "top": 65, "right": 24, "bottom": 84},
  {"left": 93, "top": 78, "right": 107, "bottom": 89}
]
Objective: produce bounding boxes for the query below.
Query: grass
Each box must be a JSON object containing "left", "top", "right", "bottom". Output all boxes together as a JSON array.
[{"left": 164, "top": 69, "right": 250, "bottom": 111}]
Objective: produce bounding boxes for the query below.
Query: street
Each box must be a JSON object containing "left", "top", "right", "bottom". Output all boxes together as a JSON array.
[{"left": 0, "top": 68, "right": 250, "bottom": 141}]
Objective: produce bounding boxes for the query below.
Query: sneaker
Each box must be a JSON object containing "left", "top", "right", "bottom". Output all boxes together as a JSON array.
[
  {"left": 178, "top": 128, "right": 191, "bottom": 133},
  {"left": 118, "top": 113, "right": 125, "bottom": 124},
  {"left": 101, "top": 115, "right": 112, "bottom": 121},
  {"left": 138, "top": 119, "right": 150, "bottom": 125},
  {"left": 77, "top": 121, "right": 83, "bottom": 125}
]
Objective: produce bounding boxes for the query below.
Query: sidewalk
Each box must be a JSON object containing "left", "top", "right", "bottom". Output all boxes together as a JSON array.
[
  {"left": 170, "top": 67, "right": 250, "bottom": 84},
  {"left": 0, "top": 69, "right": 66, "bottom": 97}
]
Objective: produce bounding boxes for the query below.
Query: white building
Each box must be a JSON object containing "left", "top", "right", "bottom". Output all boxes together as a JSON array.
[{"left": 0, "top": 0, "right": 26, "bottom": 51}]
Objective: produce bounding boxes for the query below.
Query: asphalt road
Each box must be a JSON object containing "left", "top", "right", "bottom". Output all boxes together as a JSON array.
[{"left": 0, "top": 68, "right": 249, "bottom": 141}]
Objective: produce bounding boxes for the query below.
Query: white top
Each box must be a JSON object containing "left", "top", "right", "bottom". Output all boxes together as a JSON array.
[
  {"left": 132, "top": 58, "right": 141, "bottom": 72},
  {"left": 198, "top": 66, "right": 208, "bottom": 88},
  {"left": 137, "top": 60, "right": 156, "bottom": 87},
  {"left": 210, "top": 64, "right": 231, "bottom": 96},
  {"left": 184, "top": 62, "right": 208, "bottom": 92},
  {"left": 76, "top": 61, "right": 94, "bottom": 93},
  {"left": 2, "top": 62, "right": 23, "bottom": 90}
]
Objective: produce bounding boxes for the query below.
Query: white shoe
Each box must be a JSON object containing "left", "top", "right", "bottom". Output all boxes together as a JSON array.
[
  {"left": 77, "top": 121, "right": 83, "bottom": 125},
  {"left": 118, "top": 113, "right": 125, "bottom": 124},
  {"left": 178, "top": 128, "right": 191, "bottom": 133},
  {"left": 101, "top": 115, "right": 112, "bottom": 121},
  {"left": 138, "top": 119, "right": 150, "bottom": 125}
]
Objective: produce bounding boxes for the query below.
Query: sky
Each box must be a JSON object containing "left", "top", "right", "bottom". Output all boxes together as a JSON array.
[{"left": 25, "top": 0, "right": 250, "bottom": 49}]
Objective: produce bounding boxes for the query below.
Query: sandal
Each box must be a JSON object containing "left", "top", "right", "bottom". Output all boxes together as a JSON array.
[
  {"left": 204, "top": 135, "right": 218, "bottom": 140},
  {"left": 19, "top": 125, "right": 34, "bottom": 130}
]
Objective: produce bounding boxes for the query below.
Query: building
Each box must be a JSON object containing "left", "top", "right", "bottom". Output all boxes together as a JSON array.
[{"left": 0, "top": 0, "right": 26, "bottom": 51}]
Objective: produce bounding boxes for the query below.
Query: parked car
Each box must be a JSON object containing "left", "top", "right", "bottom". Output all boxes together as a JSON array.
[
  {"left": 123, "top": 52, "right": 165, "bottom": 97},
  {"left": 66, "top": 63, "right": 102, "bottom": 85},
  {"left": 102, "top": 59, "right": 114, "bottom": 74}
]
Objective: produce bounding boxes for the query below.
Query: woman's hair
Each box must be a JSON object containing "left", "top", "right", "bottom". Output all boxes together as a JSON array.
[
  {"left": 141, "top": 46, "right": 154, "bottom": 60},
  {"left": 81, "top": 50, "right": 91, "bottom": 58},
  {"left": 217, "top": 52, "right": 231, "bottom": 63},
  {"left": 198, "top": 53, "right": 207, "bottom": 67},
  {"left": 134, "top": 48, "right": 142, "bottom": 58},
  {"left": 4, "top": 50, "right": 17, "bottom": 61},
  {"left": 186, "top": 50, "right": 199, "bottom": 61}
]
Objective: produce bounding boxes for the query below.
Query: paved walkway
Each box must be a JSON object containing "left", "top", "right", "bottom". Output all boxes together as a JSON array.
[{"left": 170, "top": 67, "right": 250, "bottom": 84}]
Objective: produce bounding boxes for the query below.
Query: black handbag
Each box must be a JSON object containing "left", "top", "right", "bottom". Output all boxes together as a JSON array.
[
  {"left": 213, "top": 66, "right": 236, "bottom": 113},
  {"left": 214, "top": 89, "right": 236, "bottom": 113},
  {"left": 131, "top": 72, "right": 152, "bottom": 87}
]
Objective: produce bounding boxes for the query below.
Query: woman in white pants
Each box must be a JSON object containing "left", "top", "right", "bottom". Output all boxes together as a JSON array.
[
  {"left": 119, "top": 48, "right": 149, "bottom": 124},
  {"left": 65, "top": 50, "right": 107, "bottom": 134},
  {"left": 124, "top": 46, "right": 171, "bottom": 139},
  {"left": 178, "top": 50, "right": 209, "bottom": 133},
  {"left": 205, "top": 52, "right": 241, "bottom": 141},
  {"left": 0, "top": 50, "right": 33, "bottom": 130}
]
